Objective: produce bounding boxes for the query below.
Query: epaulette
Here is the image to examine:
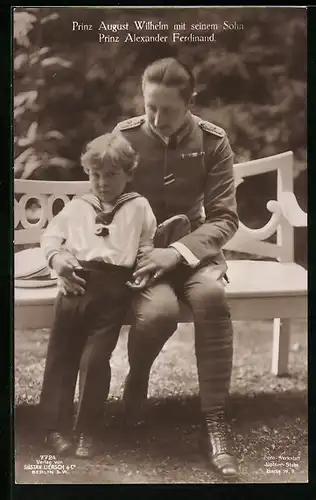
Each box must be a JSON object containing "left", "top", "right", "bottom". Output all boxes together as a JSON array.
[
  {"left": 198, "top": 120, "right": 225, "bottom": 138},
  {"left": 117, "top": 116, "right": 145, "bottom": 131}
]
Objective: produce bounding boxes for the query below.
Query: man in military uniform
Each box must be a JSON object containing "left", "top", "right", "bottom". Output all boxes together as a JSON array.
[{"left": 112, "top": 58, "right": 240, "bottom": 479}]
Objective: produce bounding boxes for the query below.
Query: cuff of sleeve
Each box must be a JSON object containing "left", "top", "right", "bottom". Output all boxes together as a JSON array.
[
  {"left": 45, "top": 250, "right": 60, "bottom": 269},
  {"left": 169, "top": 242, "right": 200, "bottom": 268}
]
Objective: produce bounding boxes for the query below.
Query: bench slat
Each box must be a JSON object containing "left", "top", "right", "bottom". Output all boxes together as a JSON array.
[
  {"left": 14, "top": 295, "right": 307, "bottom": 330},
  {"left": 14, "top": 260, "right": 307, "bottom": 330},
  {"left": 14, "top": 260, "right": 307, "bottom": 304}
]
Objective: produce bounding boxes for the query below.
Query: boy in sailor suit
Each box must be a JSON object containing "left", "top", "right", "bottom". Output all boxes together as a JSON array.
[{"left": 39, "top": 132, "right": 157, "bottom": 458}]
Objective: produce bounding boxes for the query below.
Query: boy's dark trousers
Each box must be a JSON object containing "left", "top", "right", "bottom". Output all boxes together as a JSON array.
[{"left": 39, "top": 262, "right": 132, "bottom": 436}]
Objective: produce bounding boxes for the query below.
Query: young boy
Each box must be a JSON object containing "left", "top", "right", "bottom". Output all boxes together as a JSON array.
[{"left": 39, "top": 132, "right": 157, "bottom": 459}]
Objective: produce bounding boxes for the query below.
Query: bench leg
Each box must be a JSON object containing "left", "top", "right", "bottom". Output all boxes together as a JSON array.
[
  {"left": 271, "top": 318, "right": 291, "bottom": 376},
  {"left": 78, "top": 372, "right": 83, "bottom": 399}
]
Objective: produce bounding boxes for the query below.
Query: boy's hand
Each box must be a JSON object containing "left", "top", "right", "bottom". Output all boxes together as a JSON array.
[
  {"left": 126, "top": 274, "right": 151, "bottom": 290},
  {"left": 51, "top": 252, "right": 86, "bottom": 295},
  {"left": 132, "top": 248, "right": 182, "bottom": 280},
  {"left": 57, "top": 275, "right": 86, "bottom": 296}
]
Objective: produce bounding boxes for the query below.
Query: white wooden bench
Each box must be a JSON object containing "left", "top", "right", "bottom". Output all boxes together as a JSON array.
[{"left": 14, "top": 151, "right": 307, "bottom": 376}]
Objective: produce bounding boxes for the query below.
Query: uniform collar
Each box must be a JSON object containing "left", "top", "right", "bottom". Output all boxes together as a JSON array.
[{"left": 146, "top": 112, "right": 194, "bottom": 147}]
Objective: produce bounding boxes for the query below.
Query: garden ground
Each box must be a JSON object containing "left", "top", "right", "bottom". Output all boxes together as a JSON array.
[{"left": 14, "top": 320, "right": 308, "bottom": 484}]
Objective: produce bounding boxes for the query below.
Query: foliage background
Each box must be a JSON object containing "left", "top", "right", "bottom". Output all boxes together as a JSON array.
[{"left": 13, "top": 6, "right": 307, "bottom": 265}]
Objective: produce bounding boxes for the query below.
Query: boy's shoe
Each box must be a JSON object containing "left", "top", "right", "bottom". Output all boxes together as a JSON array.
[
  {"left": 45, "top": 431, "right": 73, "bottom": 456},
  {"left": 75, "top": 433, "right": 95, "bottom": 459}
]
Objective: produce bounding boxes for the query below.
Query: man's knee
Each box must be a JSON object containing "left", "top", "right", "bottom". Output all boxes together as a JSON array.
[
  {"left": 204, "top": 278, "right": 227, "bottom": 303},
  {"left": 133, "top": 283, "right": 179, "bottom": 331},
  {"left": 188, "top": 273, "right": 230, "bottom": 317}
]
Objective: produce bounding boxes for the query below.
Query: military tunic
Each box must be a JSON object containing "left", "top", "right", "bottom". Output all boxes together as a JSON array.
[
  {"left": 113, "top": 112, "right": 239, "bottom": 270},
  {"left": 108, "top": 113, "right": 239, "bottom": 414}
]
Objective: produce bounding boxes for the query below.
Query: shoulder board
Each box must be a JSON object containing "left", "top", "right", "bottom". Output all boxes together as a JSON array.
[
  {"left": 117, "top": 116, "right": 145, "bottom": 131},
  {"left": 198, "top": 120, "right": 225, "bottom": 138}
]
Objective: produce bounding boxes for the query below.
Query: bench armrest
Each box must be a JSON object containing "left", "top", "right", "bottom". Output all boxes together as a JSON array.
[
  {"left": 231, "top": 200, "right": 281, "bottom": 242},
  {"left": 278, "top": 192, "right": 307, "bottom": 227}
]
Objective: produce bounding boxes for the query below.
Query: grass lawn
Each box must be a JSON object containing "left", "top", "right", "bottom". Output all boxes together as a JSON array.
[{"left": 14, "top": 320, "right": 308, "bottom": 484}]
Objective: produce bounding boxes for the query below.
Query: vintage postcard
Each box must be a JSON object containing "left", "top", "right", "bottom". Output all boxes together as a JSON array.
[{"left": 13, "top": 6, "right": 307, "bottom": 484}]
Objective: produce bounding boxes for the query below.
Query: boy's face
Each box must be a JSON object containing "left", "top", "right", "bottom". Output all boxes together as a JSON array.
[
  {"left": 89, "top": 164, "right": 131, "bottom": 203},
  {"left": 143, "top": 82, "right": 191, "bottom": 138}
]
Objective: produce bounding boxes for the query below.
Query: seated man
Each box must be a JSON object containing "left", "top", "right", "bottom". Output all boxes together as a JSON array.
[{"left": 113, "top": 57, "right": 240, "bottom": 479}]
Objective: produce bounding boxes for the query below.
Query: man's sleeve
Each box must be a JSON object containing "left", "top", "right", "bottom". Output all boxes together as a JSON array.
[{"left": 174, "top": 133, "right": 239, "bottom": 261}]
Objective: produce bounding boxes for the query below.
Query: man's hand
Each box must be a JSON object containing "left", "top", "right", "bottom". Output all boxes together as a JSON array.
[
  {"left": 51, "top": 252, "right": 86, "bottom": 296},
  {"left": 133, "top": 248, "right": 182, "bottom": 280}
]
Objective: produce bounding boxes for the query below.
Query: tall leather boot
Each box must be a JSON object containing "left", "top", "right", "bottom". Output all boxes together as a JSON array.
[{"left": 203, "top": 409, "right": 239, "bottom": 479}]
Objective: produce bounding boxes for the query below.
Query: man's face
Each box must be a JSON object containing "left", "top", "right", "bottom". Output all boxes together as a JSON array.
[{"left": 143, "top": 82, "right": 191, "bottom": 138}]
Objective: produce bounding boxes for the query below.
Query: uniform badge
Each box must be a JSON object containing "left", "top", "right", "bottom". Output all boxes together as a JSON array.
[
  {"left": 117, "top": 116, "right": 145, "bottom": 131},
  {"left": 181, "top": 151, "right": 205, "bottom": 159},
  {"left": 198, "top": 120, "right": 225, "bottom": 137},
  {"left": 164, "top": 173, "right": 175, "bottom": 185}
]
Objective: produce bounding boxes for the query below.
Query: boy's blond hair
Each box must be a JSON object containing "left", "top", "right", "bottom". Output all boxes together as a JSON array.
[{"left": 81, "top": 132, "right": 139, "bottom": 176}]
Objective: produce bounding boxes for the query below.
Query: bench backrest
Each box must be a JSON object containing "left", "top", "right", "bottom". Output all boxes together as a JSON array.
[{"left": 14, "top": 151, "right": 295, "bottom": 263}]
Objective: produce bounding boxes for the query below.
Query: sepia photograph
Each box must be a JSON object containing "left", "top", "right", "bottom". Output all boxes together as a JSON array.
[{"left": 13, "top": 6, "right": 307, "bottom": 484}]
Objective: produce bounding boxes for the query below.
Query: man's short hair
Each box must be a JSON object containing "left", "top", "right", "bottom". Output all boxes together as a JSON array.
[
  {"left": 81, "top": 132, "right": 139, "bottom": 176},
  {"left": 142, "top": 57, "right": 195, "bottom": 102}
]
